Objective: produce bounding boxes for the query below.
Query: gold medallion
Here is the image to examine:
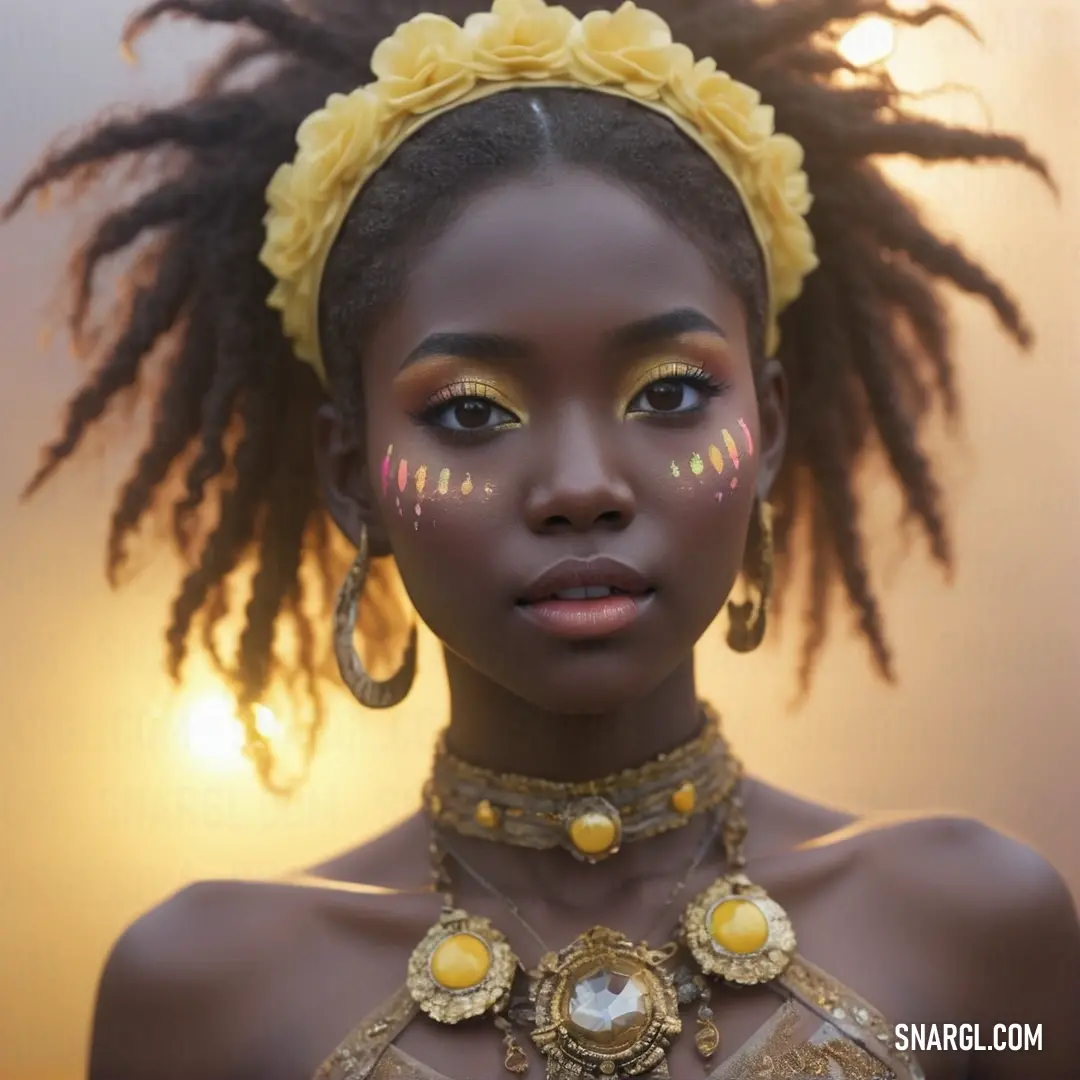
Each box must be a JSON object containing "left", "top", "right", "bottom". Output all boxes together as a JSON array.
[
  {"left": 681, "top": 874, "right": 795, "bottom": 985},
  {"left": 530, "top": 927, "right": 681, "bottom": 1079},
  {"left": 407, "top": 909, "right": 517, "bottom": 1023}
]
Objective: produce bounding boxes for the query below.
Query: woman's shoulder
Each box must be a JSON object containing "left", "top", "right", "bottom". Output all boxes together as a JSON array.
[
  {"left": 757, "top": 778, "right": 1080, "bottom": 1030},
  {"left": 90, "top": 812, "right": 438, "bottom": 1080}
]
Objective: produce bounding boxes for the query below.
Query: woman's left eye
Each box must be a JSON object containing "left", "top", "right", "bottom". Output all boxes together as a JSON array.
[{"left": 627, "top": 373, "right": 726, "bottom": 416}]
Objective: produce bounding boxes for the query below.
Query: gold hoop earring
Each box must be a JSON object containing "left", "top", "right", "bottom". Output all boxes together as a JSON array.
[
  {"left": 726, "top": 498, "right": 773, "bottom": 653},
  {"left": 333, "top": 525, "right": 417, "bottom": 707}
]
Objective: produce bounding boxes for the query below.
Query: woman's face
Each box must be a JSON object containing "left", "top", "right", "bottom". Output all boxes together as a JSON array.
[{"left": 321, "top": 167, "right": 787, "bottom": 714}]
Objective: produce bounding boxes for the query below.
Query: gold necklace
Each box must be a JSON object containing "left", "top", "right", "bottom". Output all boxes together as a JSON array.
[
  {"left": 423, "top": 704, "right": 734, "bottom": 862},
  {"left": 406, "top": 713, "right": 796, "bottom": 1079}
]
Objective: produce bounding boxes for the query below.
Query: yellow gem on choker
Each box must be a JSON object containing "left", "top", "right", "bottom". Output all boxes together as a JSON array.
[
  {"left": 671, "top": 781, "right": 697, "bottom": 815},
  {"left": 430, "top": 932, "right": 492, "bottom": 990},
  {"left": 568, "top": 810, "right": 619, "bottom": 857},
  {"left": 708, "top": 898, "right": 769, "bottom": 955}
]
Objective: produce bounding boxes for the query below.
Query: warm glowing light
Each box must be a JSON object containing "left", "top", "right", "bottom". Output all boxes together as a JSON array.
[
  {"left": 838, "top": 16, "right": 897, "bottom": 69},
  {"left": 184, "top": 692, "right": 245, "bottom": 765},
  {"left": 181, "top": 693, "right": 281, "bottom": 767},
  {"left": 253, "top": 703, "right": 282, "bottom": 740}
]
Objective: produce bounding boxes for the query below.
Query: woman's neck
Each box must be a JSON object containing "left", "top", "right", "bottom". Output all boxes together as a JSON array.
[{"left": 440, "top": 650, "right": 704, "bottom": 780}]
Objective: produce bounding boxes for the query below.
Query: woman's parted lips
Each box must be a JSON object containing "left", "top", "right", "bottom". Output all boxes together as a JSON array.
[{"left": 517, "top": 555, "right": 653, "bottom": 604}]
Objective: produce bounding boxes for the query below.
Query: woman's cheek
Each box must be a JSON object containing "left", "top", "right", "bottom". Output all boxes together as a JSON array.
[
  {"left": 376, "top": 440, "right": 497, "bottom": 534},
  {"left": 662, "top": 414, "right": 757, "bottom": 507}
]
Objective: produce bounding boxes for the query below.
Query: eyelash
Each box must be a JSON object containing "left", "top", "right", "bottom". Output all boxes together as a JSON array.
[
  {"left": 410, "top": 364, "right": 730, "bottom": 435},
  {"left": 411, "top": 380, "right": 521, "bottom": 435},
  {"left": 626, "top": 362, "right": 729, "bottom": 415}
]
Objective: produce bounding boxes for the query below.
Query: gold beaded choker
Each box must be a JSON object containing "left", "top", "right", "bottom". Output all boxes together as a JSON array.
[{"left": 423, "top": 703, "right": 735, "bottom": 862}]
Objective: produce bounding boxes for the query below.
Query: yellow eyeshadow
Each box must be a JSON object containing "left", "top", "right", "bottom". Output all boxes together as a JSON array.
[
  {"left": 423, "top": 376, "right": 524, "bottom": 422},
  {"left": 621, "top": 358, "right": 705, "bottom": 407}
]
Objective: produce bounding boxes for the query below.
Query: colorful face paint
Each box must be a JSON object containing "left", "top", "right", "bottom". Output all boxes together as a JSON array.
[
  {"left": 483, "top": 480, "right": 494, "bottom": 497},
  {"left": 708, "top": 444, "right": 725, "bottom": 475},
  {"left": 670, "top": 460, "right": 681, "bottom": 478},
  {"left": 461, "top": 473, "right": 474, "bottom": 496},
  {"left": 415, "top": 464, "right": 427, "bottom": 495},
  {"left": 689, "top": 451, "right": 704, "bottom": 476},
  {"left": 722, "top": 429, "right": 739, "bottom": 470},
  {"left": 437, "top": 468, "right": 450, "bottom": 495},
  {"left": 730, "top": 477, "right": 738, "bottom": 490},
  {"left": 397, "top": 458, "right": 408, "bottom": 493},
  {"left": 738, "top": 418, "right": 754, "bottom": 457},
  {"left": 381, "top": 445, "right": 393, "bottom": 495}
]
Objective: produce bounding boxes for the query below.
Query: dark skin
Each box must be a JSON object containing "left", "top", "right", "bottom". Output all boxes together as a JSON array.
[{"left": 89, "top": 169, "right": 1080, "bottom": 1080}]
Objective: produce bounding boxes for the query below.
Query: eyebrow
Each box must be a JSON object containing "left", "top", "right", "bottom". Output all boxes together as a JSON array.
[{"left": 399, "top": 307, "right": 725, "bottom": 370}]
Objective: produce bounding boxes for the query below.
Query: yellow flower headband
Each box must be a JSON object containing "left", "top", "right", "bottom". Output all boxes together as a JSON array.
[{"left": 259, "top": 0, "right": 820, "bottom": 382}]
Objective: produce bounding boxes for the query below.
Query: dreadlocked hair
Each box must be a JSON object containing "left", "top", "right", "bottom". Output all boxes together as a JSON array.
[{"left": 6, "top": 0, "right": 1050, "bottom": 791}]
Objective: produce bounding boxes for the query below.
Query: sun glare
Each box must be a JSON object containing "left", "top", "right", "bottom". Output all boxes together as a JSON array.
[
  {"left": 838, "top": 16, "right": 897, "bottom": 69},
  {"left": 182, "top": 692, "right": 281, "bottom": 767}
]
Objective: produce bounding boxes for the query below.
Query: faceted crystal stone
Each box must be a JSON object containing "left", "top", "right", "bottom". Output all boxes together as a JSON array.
[{"left": 566, "top": 969, "right": 649, "bottom": 1046}]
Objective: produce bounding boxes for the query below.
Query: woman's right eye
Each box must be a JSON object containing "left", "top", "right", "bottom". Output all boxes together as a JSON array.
[{"left": 426, "top": 397, "right": 520, "bottom": 433}]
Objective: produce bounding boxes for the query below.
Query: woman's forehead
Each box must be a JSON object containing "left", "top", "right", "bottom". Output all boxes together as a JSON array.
[{"left": 381, "top": 168, "right": 747, "bottom": 353}]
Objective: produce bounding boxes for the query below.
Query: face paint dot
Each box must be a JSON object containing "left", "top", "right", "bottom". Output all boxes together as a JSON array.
[
  {"left": 723, "top": 429, "right": 740, "bottom": 470},
  {"left": 414, "top": 520, "right": 418, "bottom": 530},
  {"left": 397, "top": 458, "right": 408, "bottom": 492},
  {"left": 437, "top": 468, "right": 450, "bottom": 495},
  {"left": 381, "top": 445, "right": 393, "bottom": 494},
  {"left": 730, "top": 477, "right": 738, "bottom": 490},
  {"left": 738, "top": 418, "right": 754, "bottom": 457},
  {"left": 461, "top": 473, "right": 473, "bottom": 496},
  {"left": 415, "top": 503, "right": 421, "bottom": 516},
  {"left": 415, "top": 464, "right": 427, "bottom": 495},
  {"left": 670, "top": 461, "right": 681, "bottom": 478},
  {"left": 484, "top": 480, "right": 494, "bottom": 497},
  {"left": 715, "top": 492, "right": 724, "bottom": 504},
  {"left": 689, "top": 452, "right": 704, "bottom": 476},
  {"left": 709, "top": 444, "right": 725, "bottom": 475}
]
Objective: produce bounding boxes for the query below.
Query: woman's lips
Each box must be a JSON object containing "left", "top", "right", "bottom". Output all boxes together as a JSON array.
[{"left": 516, "top": 590, "right": 653, "bottom": 640}]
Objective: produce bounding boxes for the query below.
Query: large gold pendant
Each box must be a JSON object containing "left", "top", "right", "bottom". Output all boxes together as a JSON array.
[
  {"left": 530, "top": 927, "right": 681, "bottom": 1079},
  {"left": 407, "top": 909, "right": 518, "bottom": 1023},
  {"left": 681, "top": 874, "right": 795, "bottom": 985}
]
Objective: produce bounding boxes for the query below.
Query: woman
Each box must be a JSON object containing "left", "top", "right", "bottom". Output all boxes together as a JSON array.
[{"left": 6, "top": 0, "right": 1079, "bottom": 1078}]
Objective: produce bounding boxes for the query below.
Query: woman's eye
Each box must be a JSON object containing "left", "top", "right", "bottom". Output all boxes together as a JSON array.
[
  {"left": 430, "top": 397, "right": 519, "bottom": 432},
  {"left": 629, "top": 377, "right": 709, "bottom": 415}
]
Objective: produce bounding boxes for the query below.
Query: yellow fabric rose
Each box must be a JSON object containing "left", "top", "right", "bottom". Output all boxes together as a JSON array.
[
  {"left": 569, "top": 2, "right": 692, "bottom": 98},
  {"left": 293, "top": 88, "right": 383, "bottom": 199},
  {"left": 464, "top": 0, "right": 576, "bottom": 78},
  {"left": 261, "top": 164, "right": 327, "bottom": 281},
  {"left": 667, "top": 58, "right": 771, "bottom": 154},
  {"left": 751, "top": 135, "right": 818, "bottom": 316},
  {"left": 371, "top": 13, "right": 477, "bottom": 114}
]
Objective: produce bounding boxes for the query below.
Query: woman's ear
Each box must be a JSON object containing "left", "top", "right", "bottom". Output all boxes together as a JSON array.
[
  {"left": 313, "top": 401, "right": 392, "bottom": 556},
  {"left": 753, "top": 357, "right": 788, "bottom": 501}
]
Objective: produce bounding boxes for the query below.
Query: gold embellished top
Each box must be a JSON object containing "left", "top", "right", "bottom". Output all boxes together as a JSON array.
[{"left": 312, "top": 955, "right": 925, "bottom": 1080}]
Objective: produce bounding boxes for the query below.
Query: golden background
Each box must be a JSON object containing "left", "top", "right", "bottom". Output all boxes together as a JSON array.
[{"left": 1, "top": 1, "right": 1078, "bottom": 1077}]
